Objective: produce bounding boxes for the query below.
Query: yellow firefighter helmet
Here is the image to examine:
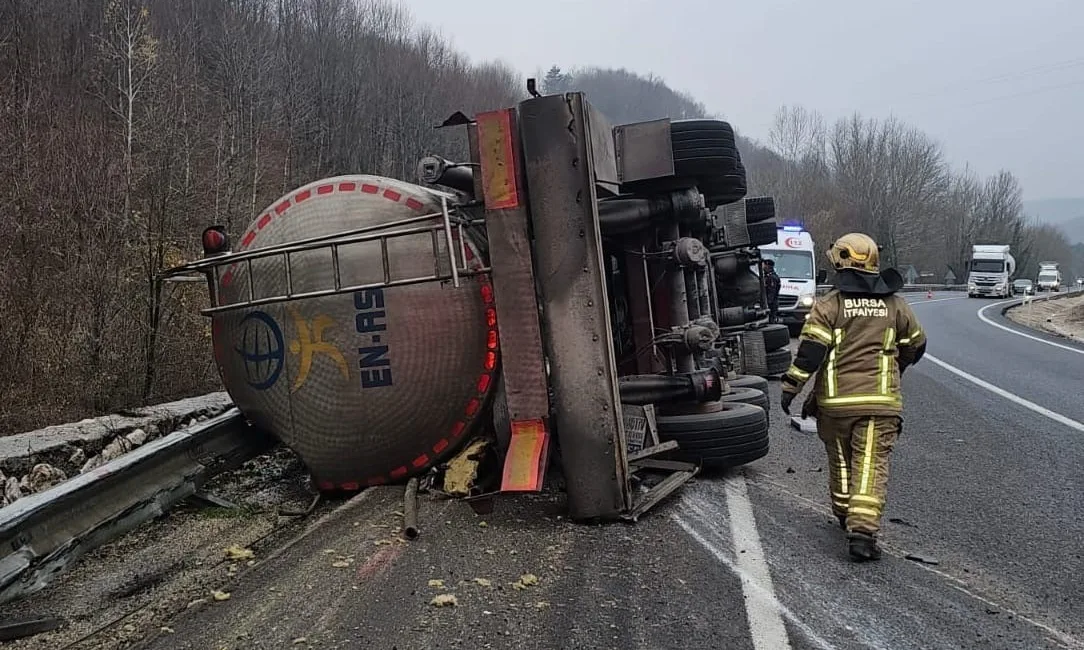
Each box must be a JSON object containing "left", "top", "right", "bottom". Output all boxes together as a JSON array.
[{"left": 829, "top": 233, "right": 880, "bottom": 273}]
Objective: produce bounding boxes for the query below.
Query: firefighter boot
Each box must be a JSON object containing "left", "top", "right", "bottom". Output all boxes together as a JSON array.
[
  {"left": 837, "top": 514, "right": 847, "bottom": 531},
  {"left": 848, "top": 532, "right": 882, "bottom": 562}
]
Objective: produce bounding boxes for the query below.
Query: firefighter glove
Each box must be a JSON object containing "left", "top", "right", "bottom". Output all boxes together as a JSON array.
[
  {"left": 780, "top": 391, "right": 795, "bottom": 415},
  {"left": 801, "top": 393, "right": 818, "bottom": 419}
]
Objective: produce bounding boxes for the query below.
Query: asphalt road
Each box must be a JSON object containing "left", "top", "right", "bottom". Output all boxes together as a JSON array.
[
  {"left": 134, "top": 292, "right": 1084, "bottom": 650},
  {"left": 743, "top": 291, "right": 1084, "bottom": 649}
]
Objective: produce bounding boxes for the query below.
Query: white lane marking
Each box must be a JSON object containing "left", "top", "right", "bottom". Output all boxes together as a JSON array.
[
  {"left": 925, "top": 354, "right": 1084, "bottom": 433},
  {"left": 675, "top": 494, "right": 837, "bottom": 650},
  {"left": 722, "top": 474, "right": 793, "bottom": 650},
  {"left": 752, "top": 475, "right": 1084, "bottom": 650},
  {"left": 976, "top": 299, "right": 1084, "bottom": 355}
]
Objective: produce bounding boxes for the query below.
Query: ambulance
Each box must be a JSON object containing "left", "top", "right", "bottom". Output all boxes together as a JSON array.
[{"left": 758, "top": 225, "right": 822, "bottom": 335}]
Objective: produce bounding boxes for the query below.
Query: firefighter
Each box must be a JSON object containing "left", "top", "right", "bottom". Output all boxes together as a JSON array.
[
  {"left": 778, "top": 233, "right": 926, "bottom": 562},
  {"left": 762, "top": 258, "right": 781, "bottom": 323}
]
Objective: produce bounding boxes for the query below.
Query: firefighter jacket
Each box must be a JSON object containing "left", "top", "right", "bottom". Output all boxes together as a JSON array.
[{"left": 781, "top": 268, "right": 927, "bottom": 417}]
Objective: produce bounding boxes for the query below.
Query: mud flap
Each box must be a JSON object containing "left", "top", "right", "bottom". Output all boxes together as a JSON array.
[
  {"left": 741, "top": 330, "right": 769, "bottom": 376},
  {"left": 623, "top": 404, "right": 697, "bottom": 522}
]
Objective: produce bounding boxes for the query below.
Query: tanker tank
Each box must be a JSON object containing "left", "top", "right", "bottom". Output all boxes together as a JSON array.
[{"left": 212, "top": 175, "right": 499, "bottom": 492}]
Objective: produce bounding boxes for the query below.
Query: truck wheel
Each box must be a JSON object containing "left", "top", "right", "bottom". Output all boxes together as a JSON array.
[
  {"left": 766, "top": 348, "right": 792, "bottom": 376},
  {"left": 727, "top": 374, "right": 769, "bottom": 394},
  {"left": 720, "top": 386, "right": 770, "bottom": 425},
  {"left": 757, "top": 323, "right": 791, "bottom": 351},
  {"left": 656, "top": 403, "right": 770, "bottom": 469},
  {"left": 743, "top": 196, "right": 776, "bottom": 224},
  {"left": 746, "top": 220, "right": 779, "bottom": 247},
  {"left": 670, "top": 118, "right": 736, "bottom": 139},
  {"left": 670, "top": 121, "right": 747, "bottom": 209}
]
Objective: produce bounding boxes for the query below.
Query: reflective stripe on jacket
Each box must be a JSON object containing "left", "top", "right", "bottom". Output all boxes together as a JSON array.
[{"left": 783, "top": 290, "right": 926, "bottom": 416}]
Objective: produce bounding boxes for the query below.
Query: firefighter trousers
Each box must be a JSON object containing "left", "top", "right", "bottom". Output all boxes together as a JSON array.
[{"left": 817, "top": 414, "right": 900, "bottom": 536}]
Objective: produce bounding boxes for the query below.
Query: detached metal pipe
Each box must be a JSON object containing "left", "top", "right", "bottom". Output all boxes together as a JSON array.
[{"left": 403, "top": 478, "right": 419, "bottom": 540}]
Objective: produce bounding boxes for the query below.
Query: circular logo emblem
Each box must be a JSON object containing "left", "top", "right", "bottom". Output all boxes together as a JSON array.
[
  {"left": 235, "top": 311, "right": 285, "bottom": 391},
  {"left": 785, "top": 237, "right": 803, "bottom": 249}
]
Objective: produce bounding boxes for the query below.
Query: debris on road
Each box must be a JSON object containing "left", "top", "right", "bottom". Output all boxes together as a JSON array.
[
  {"left": 403, "top": 477, "right": 420, "bottom": 540},
  {"left": 225, "top": 545, "right": 255, "bottom": 561},
  {"left": 210, "top": 590, "right": 231, "bottom": 601},
  {"left": 905, "top": 553, "right": 941, "bottom": 566},
  {"left": 441, "top": 439, "right": 490, "bottom": 497},
  {"left": 512, "top": 574, "right": 539, "bottom": 590},
  {"left": 430, "top": 594, "right": 458, "bottom": 607},
  {"left": 428, "top": 579, "right": 446, "bottom": 589},
  {"left": 890, "top": 517, "right": 918, "bottom": 528}
]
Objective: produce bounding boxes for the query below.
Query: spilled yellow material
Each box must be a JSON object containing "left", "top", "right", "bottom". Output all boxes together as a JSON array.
[{"left": 443, "top": 438, "right": 489, "bottom": 496}]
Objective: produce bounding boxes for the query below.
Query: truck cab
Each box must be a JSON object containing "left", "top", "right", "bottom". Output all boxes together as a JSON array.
[
  {"left": 967, "top": 245, "right": 1015, "bottom": 299},
  {"left": 758, "top": 226, "right": 818, "bottom": 335}
]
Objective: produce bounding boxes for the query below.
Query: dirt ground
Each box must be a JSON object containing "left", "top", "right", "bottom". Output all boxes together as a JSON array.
[
  {"left": 1006, "top": 292, "right": 1084, "bottom": 340},
  {"left": 2, "top": 446, "right": 323, "bottom": 650}
]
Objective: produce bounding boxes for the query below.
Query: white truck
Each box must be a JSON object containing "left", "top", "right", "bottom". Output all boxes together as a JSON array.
[
  {"left": 759, "top": 226, "right": 823, "bottom": 334},
  {"left": 1037, "top": 262, "right": 1062, "bottom": 292},
  {"left": 967, "top": 244, "right": 1016, "bottom": 299}
]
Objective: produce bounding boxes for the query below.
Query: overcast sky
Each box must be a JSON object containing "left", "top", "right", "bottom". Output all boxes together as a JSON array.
[{"left": 407, "top": 0, "right": 1082, "bottom": 202}]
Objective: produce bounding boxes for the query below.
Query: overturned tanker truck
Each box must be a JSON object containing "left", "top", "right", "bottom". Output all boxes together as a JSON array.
[{"left": 161, "top": 87, "right": 787, "bottom": 522}]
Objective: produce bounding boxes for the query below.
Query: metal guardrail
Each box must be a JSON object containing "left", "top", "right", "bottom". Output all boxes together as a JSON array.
[
  {"left": 0, "top": 408, "right": 275, "bottom": 605},
  {"left": 816, "top": 284, "right": 967, "bottom": 295}
]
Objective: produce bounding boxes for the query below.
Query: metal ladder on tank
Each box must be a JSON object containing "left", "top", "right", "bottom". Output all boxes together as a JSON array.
[{"left": 162, "top": 197, "right": 490, "bottom": 316}]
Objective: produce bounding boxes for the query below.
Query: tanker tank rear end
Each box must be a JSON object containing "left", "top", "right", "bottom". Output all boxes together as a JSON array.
[{"left": 211, "top": 175, "right": 498, "bottom": 491}]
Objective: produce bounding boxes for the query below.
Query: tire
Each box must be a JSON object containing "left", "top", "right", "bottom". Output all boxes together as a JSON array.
[
  {"left": 743, "top": 197, "right": 776, "bottom": 224},
  {"left": 670, "top": 119, "right": 736, "bottom": 138},
  {"left": 673, "top": 148, "right": 740, "bottom": 163},
  {"left": 747, "top": 220, "right": 778, "bottom": 246},
  {"left": 673, "top": 157, "right": 742, "bottom": 178},
  {"left": 669, "top": 120, "right": 746, "bottom": 208},
  {"left": 766, "top": 348, "right": 792, "bottom": 376},
  {"left": 702, "top": 176, "right": 748, "bottom": 209},
  {"left": 727, "top": 374, "right": 769, "bottom": 393},
  {"left": 720, "top": 386, "right": 770, "bottom": 426},
  {"left": 656, "top": 403, "right": 769, "bottom": 468},
  {"left": 757, "top": 323, "right": 791, "bottom": 351},
  {"left": 673, "top": 138, "right": 736, "bottom": 154}
]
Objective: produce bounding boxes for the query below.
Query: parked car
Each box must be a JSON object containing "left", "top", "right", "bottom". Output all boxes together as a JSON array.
[{"left": 1012, "top": 279, "right": 1033, "bottom": 295}]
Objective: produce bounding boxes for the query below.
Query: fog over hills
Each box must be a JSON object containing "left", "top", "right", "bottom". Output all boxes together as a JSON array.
[{"left": 1024, "top": 198, "right": 1084, "bottom": 244}]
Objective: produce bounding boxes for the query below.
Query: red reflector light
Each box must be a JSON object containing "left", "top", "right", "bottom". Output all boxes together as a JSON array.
[
  {"left": 477, "top": 374, "right": 491, "bottom": 393},
  {"left": 486, "top": 308, "right": 497, "bottom": 327},
  {"left": 202, "top": 227, "right": 229, "bottom": 256},
  {"left": 485, "top": 351, "right": 497, "bottom": 371},
  {"left": 481, "top": 284, "right": 494, "bottom": 304},
  {"left": 487, "top": 330, "right": 498, "bottom": 350}
]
